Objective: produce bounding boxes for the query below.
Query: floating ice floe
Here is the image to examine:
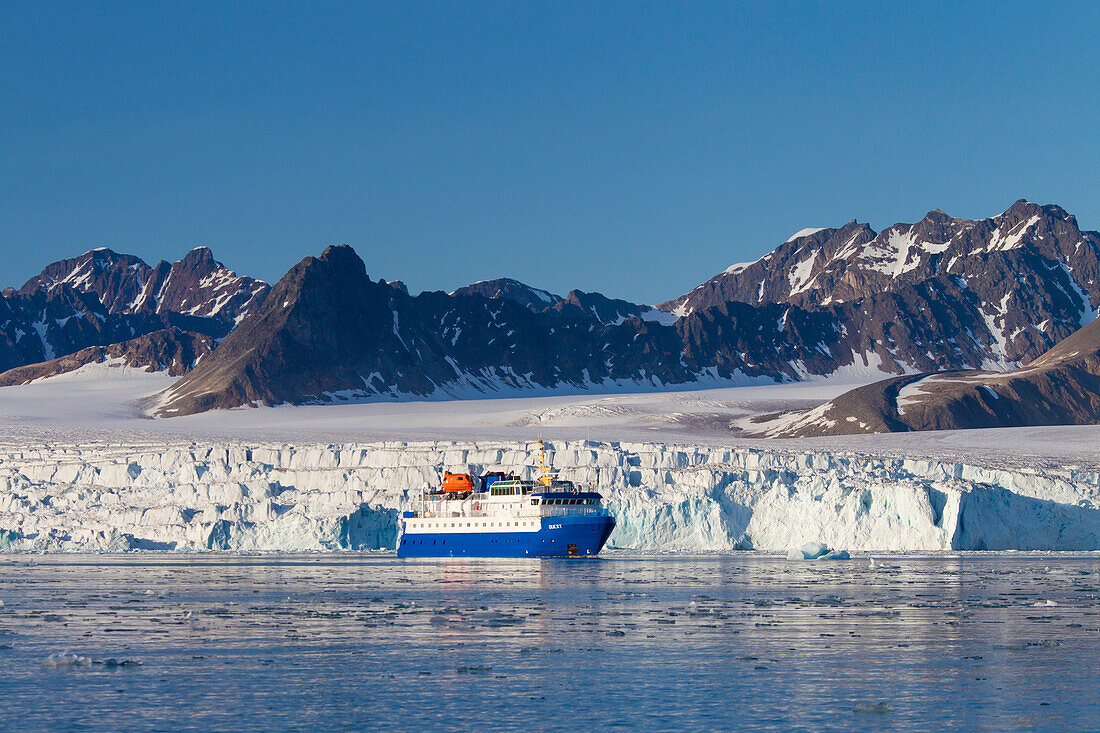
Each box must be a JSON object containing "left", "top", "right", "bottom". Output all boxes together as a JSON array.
[
  {"left": 102, "top": 658, "right": 142, "bottom": 668},
  {"left": 786, "top": 542, "right": 849, "bottom": 560},
  {"left": 43, "top": 651, "right": 142, "bottom": 669},
  {"left": 43, "top": 652, "right": 92, "bottom": 668}
]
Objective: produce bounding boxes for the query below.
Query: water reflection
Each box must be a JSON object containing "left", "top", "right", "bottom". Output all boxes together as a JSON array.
[{"left": 1, "top": 553, "right": 1098, "bottom": 731}]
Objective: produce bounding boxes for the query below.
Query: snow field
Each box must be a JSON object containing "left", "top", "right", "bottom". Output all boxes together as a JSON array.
[{"left": 1, "top": 439, "right": 1099, "bottom": 552}]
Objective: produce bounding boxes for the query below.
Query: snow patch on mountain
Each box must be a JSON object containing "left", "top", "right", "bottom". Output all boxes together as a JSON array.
[
  {"left": 637, "top": 308, "right": 679, "bottom": 325},
  {"left": 985, "top": 215, "right": 1041, "bottom": 253},
  {"left": 1060, "top": 262, "right": 1099, "bottom": 327},
  {"left": 788, "top": 251, "right": 819, "bottom": 295},
  {"left": 785, "top": 227, "right": 827, "bottom": 243}
]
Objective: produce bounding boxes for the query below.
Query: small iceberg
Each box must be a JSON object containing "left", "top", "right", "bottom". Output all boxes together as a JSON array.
[
  {"left": 786, "top": 542, "right": 849, "bottom": 560},
  {"left": 43, "top": 652, "right": 92, "bottom": 669}
]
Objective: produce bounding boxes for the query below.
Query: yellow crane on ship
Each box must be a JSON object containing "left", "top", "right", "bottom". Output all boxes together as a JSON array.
[{"left": 537, "top": 438, "right": 555, "bottom": 487}]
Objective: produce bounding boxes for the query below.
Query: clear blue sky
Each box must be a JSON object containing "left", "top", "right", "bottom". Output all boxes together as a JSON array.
[{"left": 3, "top": 1, "right": 1099, "bottom": 303}]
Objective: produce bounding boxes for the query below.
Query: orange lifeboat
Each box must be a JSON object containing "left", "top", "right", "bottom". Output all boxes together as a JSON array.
[{"left": 441, "top": 472, "right": 476, "bottom": 493}]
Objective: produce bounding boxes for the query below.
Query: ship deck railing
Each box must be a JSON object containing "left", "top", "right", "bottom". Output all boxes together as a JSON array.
[{"left": 406, "top": 506, "right": 609, "bottom": 520}]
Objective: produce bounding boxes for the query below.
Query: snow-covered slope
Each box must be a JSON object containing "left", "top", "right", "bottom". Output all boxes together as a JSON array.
[{"left": 2, "top": 438, "right": 1098, "bottom": 552}]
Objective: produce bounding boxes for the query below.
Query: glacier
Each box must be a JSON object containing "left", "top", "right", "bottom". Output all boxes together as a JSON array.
[{"left": 1, "top": 439, "right": 1098, "bottom": 552}]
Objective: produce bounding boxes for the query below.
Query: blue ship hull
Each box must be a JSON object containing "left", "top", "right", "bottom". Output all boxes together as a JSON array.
[{"left": 397, "top": 514, "right": 615, "bottom": 558}]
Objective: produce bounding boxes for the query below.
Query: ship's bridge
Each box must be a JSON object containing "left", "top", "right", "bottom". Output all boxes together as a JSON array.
[{"left": 530, "top": 491, "right": 607, "bottom": 518}]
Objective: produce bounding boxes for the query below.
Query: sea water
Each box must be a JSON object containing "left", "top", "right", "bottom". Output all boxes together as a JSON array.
[{"left": 2, "top": 553, "right": 1098, "bottom": 732}]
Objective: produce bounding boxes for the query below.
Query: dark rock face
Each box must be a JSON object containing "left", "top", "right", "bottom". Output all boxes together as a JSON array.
[
  {"left": 0, "top": 328, "right": 215, "bottom": 386},
  {"left": 748, "top": 316, "right": 1100, "bottom": 437},
  {"left": 453, "top": 280, "right": 656, "bottom": 326},
  {"left": 0, "top": 285, "right": 166, "bottom": 373},
  {"left": 450, "top": 278, "right": 563, "bottom": 311},
  {"left": 156, "top": 246, "right": 696, "bottom": 415},
  {"left": 551, "top": 290, "right": 653, "bottom": 325}
]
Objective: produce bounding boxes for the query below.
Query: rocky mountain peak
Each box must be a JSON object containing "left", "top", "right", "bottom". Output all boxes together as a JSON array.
[
  {"left": 451, "top": 277, "right": 563, "bottom": 311},
  {"left": 317, "top": 244, "right": 367, "bottom": 273},
  {"left": 380, "top": 279, "right": 409, "bottom": 295},
  {"left": 178, "top": 246, "right": 216, "bottom": 268},
  {"left": 555, "top": 290, "right": 649, "bottom": 325}
]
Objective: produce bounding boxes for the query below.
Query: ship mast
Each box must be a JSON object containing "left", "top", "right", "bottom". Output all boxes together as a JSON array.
[{"left": 537, "top": 438, "right": 553, "bottom": 487}]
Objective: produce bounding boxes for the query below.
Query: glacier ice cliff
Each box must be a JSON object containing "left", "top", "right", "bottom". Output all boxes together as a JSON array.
[{"left": 0, "top": 440, "right": 1098, "bottom": 552}]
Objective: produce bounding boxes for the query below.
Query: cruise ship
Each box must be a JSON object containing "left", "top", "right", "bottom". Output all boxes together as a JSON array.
[{"left": 397, "top": 443, "right": 615, "bottom": 558}]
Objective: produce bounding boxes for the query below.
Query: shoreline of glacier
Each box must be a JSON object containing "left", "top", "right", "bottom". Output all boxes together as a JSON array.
[{"left": 2, "top": 439, "right": 1098, "bottom": 552}]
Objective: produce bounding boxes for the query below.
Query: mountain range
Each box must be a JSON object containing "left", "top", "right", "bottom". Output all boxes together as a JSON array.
[
  {"left": 0, "top": 246, "right": 266, "bottom": 374},
  {"left": 2, "top": 200, "right": 1099, "bottom": 427}
]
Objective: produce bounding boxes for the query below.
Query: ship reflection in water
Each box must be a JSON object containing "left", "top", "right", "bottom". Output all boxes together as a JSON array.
[{"left": 3, "top": 553, "right": 1099, "bottom": 731}]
